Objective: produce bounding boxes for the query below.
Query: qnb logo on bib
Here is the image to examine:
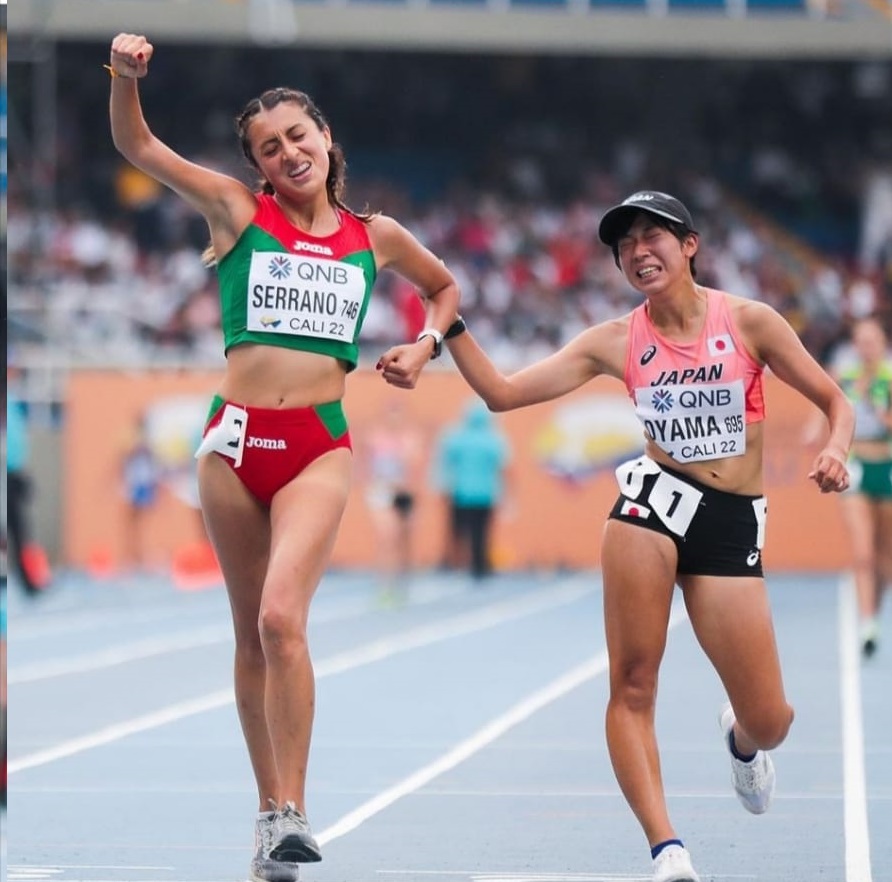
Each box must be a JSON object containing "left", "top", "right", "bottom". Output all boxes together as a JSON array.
[
  {"left": 246, "top": 436, "right": 287, "bottom": 450},
  {"left": 636, "top": 379, "right": 747, "bottom": 464},
  {"left": 268, "top": 255, "right": 292, "bottom": 280},
  {"left": 651, "top": 389, "right": 674, "bottom": 414}
]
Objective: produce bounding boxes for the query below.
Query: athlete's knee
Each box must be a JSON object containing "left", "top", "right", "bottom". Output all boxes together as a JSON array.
[
  {"left": 258, "top": 604, "right": 309, "bottom": 658},
  {"left": 609, "top": 658, "right": 660, "bottom": 712},
  {"left": 740, "top": 702, "right": 794, "bottom": 750}
]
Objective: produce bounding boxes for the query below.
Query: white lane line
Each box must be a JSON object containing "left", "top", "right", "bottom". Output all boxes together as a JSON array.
[
  {"left": 7, "top": 867, "right": 173, "bottom": 871},
  {"left": 375, "top": 873, "right": 755, "bottom": 881},
  {"left": 7, "top": 690, "right": 234, "bottom": 774},
  {"left": 7, "top": 578, "right": 541, "bottom": 683},
  {"left": 9, "top": 579, "right": 594, "bottom": 774},
  {"left": 317, "top": 606, "right": 688, "bottom": 847},
  {"left": 838, "top": 575, "right": 873, "bottom": 882},
  {"left": 7, "top": 625, "right": 233, "bottom": 685}
]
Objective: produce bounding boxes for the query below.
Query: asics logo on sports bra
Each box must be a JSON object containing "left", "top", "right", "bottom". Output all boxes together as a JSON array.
[
  {"left": 292, "top": 241, "right": 334, "bottom": 256},
  {"left": 640, "top": 345, "right": 657, "bottom": 366},
  {"left": 245, "top": 436, "right": 288, "bottom": 450}
]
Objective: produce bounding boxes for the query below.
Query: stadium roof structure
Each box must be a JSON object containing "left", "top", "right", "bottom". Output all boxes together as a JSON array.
[{"left": 8, "top": 0, "right": 892, "bottom": 59}]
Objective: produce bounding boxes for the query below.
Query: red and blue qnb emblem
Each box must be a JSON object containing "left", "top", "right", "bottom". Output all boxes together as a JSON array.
[
  {"left": 268, "top": 255, "right": 292, "bottom": 280},
  {"left": 651, "top": 389, "right": 674, "bottom": 413}
]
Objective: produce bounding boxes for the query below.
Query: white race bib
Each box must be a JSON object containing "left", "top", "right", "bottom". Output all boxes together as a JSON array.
[
  {"left": 634, "top": 379, "right": 746, "bottom": 464},
  {"left": 246, "top": 252, "right": 365, "bottom": 344},
  {"left": 615, "top": 456, "right": 703, "bottom": 537},
  {"left": 195, "top": 404, "right": 248, "bottom": 468}
]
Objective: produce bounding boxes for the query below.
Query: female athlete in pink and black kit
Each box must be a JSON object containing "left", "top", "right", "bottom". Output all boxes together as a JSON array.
[
  {"left": 108, "top": 33, "right": 460, "bottom": 882},
  {"left": 380, "top": 190, "right": 853, "bottom": 882}
]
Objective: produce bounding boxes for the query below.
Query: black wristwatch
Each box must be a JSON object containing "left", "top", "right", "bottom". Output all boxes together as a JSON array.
[
  {"left": 444, "top": 315, "right": 467, "bottom": 340},
  {"left": 416, "top": 328, "right": 444, "bottom": 359}
]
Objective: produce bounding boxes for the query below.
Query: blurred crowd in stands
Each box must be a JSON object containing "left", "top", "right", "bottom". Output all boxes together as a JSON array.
[{"left": 7, "top": 49, "right": 892, "bottom": 373}]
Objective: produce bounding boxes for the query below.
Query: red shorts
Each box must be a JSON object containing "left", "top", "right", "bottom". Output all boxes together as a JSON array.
[{"left": 198, "top": 396, "right": 352, "bottom": 506}]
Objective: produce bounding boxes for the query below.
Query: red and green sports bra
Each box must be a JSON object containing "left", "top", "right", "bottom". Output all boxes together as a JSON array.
[{"left": 216, "top": 194, "right": 377, "bottom": 371}]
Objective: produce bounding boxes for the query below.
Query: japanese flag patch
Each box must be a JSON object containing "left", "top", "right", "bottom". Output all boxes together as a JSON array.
[
  {"left": 620, "top": 499, "right": 651, "bottom": 520},
  {"left": 707, "top": 334, "right": 736, "bottom": 356}
]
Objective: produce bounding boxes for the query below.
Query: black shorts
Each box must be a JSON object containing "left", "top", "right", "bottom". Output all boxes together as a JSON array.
[
  {"left": 392, "top": 491, "right": 415, "bottom": 516},
  {"left": 608, "top": 456, "right": 767, "bottom": 577}
]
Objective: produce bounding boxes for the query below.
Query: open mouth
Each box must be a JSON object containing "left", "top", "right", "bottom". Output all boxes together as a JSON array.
[{"left": 288, "top": 161, "right": 311, "bottom": 179}]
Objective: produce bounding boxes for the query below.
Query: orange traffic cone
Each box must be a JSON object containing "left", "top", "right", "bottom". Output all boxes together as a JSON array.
[
  {"left": 86, "top": 544, "right": 116, "bottom": 580},
  {"left": 171, "top": 541, "right": 222, "bottom": 592},
  {"left": 21, "top": 543, "right": 53, "bottom": 589}
]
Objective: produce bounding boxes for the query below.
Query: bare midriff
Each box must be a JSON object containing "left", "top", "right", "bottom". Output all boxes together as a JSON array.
[
  {"left": 644, "top": 421, "right": 765, "bottom": 496},
  {"left": 219, "top": 344, "right": 348, "bottom": 409}
]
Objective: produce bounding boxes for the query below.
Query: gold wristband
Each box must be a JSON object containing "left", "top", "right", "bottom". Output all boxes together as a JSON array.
[{"left": 103, "top": 64, "right": 119, "bottom": 78}]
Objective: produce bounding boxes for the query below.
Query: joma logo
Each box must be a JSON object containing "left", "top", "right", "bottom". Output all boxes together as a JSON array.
[{"left": 246, "top": 436, "right": 287, "bottom": 450}]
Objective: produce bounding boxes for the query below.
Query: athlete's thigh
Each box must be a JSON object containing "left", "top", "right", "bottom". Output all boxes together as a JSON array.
[
  {"left": 265, "top": 448, "right": 353, "bottom": 615},
  {"left": 601, "top": 519, "right": 678, "bottom": 667},
  {"left": 197, "top": 453, "right": 271, "bottom": 636},
  {"left": 680, "top": 574, "right": 787, "bottom": 719}
]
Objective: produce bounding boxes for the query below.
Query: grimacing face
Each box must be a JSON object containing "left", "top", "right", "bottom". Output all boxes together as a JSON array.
[
  {"left": 247, "top": 102, "right": 333, "bottom": 199},
  {"left": 616, "top": 215, "right": 698, "bottom": 291}
]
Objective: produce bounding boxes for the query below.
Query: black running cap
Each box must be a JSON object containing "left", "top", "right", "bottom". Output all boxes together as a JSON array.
[{"left": 598, "top": 191, "right": 696, "bottom": 245}]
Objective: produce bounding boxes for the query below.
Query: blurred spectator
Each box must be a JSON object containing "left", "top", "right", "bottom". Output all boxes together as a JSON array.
[
  {"left": 359, "top": 399, "right": 426, "bottom": 603},
  {"left": 5, "top": 367, "right": 52, "bottom": 596},
  {"left": 433, "top": 398, "right": 511, "bottom": 580},
  {"left": 120, "top": 414, "right": 162, "bottom": 572}
]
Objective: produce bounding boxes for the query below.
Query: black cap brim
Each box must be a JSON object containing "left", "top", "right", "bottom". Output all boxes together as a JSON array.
[{"left": 598, "top": 204, "right": 694, "bottom": 246}]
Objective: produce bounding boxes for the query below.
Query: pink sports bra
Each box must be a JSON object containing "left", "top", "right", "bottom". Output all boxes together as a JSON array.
[{"left": 623, "top": 288, "right": 765, "bottom": 464}]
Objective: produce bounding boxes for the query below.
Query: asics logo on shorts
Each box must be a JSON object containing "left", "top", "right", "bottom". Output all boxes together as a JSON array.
[
  {"left": 245, "top": 436, "right": 288, "bottom": 450},
  {"left": 746, "top": 550, "right": 760, "bottom": 567}
]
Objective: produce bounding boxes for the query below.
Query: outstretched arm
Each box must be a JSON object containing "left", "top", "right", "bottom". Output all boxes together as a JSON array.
[
  {"left": 108, "top": 33, "right": 255, "bottom": 259},
  {"left": 384, "top": 317, "right": 625, "bottom": 412},
  {"left": 740, "top": 299, "right": 854, "bottom": 493}
]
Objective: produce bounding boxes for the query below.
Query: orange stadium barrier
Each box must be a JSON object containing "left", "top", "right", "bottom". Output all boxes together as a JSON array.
[{"left": 64, "top": 369, "right": 849, "bottom": 574}]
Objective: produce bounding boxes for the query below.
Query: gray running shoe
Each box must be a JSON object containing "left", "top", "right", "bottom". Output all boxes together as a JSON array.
[
  {"left": 269, "top": 802, "right": 323, "bottom": 863},
  {"left": 250, "top": 812, "right": 300, "bottom": 882}
]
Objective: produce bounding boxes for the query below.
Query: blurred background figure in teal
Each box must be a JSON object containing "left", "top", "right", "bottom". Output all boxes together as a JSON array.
[{"left": 433, "top": 398, "right": 512, "bottom": 581}]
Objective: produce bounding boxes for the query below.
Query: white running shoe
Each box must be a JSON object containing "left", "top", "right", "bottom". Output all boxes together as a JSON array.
[
  {"left": 250, "top": 812, "right": 300, "bottom": 882},
  {"left": 652, "top": 844, "right": 701, "bottom": 882},
  {"left": 719, "top": 702, "right": 775, "bottom": 814},
  {"left": 860, "top": 617, "right": 879, "bottom": 658}
]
